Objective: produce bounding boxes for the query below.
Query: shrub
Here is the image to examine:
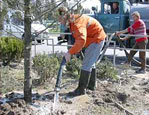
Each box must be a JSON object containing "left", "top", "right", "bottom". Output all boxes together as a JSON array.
[
  {"left": 66, "top": 56, "right": 82, "bottom": 78},
  {"left": 32, "top": 54, "right": 82, "bottom": 85},
  {"left": 0, "top": 37, "right": 24, "bottom": 66},
  {"left": 32, "top": 54, "right": 60, "bottom": 85},
  {"left": 96, "top": 58, "right": 118, "bottom": 81}
]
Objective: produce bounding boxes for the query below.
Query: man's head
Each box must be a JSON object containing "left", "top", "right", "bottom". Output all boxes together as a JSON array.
[
  {"left": 58, "top": 6, "right": 68, "bottom": 16},
  {"left": 131, "top": 11, "right": 140, "bottom": 21},
  {"left": 58, "top": 6, "right": 77, "bottom": 24},
  {"left": 58, "top": 6, "right": 71, "bottom": 21},
  {"left": 112, "top": 2, "right": 118, "bottom": 10}
]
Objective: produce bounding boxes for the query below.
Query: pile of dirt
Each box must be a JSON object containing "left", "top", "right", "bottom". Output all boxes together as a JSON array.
[
  {"left": 76, "top": 70, "right": 149, "bottom": 115},
  {"left": 0, "top": 99, "right": 32, "bottom": 115}
]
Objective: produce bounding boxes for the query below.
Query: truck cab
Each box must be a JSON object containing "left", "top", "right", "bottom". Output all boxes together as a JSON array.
[{"left": 92, "top": 0, "right": 131, "bottom": 33}]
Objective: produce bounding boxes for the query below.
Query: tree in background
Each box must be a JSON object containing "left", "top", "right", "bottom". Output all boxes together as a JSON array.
[
  {"left": 24, "top": 0, "right": 32, "bottom": 103},
  {"left": 0, "top": 0, "right": 8, "bottom": 31},
  {"left": 0, "top": 1, "right": 2, "bottom": 96},
  {"left": 0, "top": 68, "right": 1, "bottom": 98},
  {"left": 23, "top": 0, "right": 66, "bottom": 103},
  {"left": 0, "top": 0, "right": 82, "bottom": 103}
]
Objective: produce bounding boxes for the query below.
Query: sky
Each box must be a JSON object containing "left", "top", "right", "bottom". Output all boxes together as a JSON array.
[{"left": 68, "top": 0, "right": 101, "bottom": 14}]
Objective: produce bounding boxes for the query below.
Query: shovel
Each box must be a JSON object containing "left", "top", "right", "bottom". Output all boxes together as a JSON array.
[{"left": 52, "top": 57, "right": 66, "bottom": 111}]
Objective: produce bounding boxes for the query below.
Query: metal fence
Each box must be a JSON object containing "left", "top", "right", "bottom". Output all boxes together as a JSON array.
[
  {"left": 1, "top": 31, "right": 148, "bottom": 66},
  {"left": 33, "top": 32, "right": 149, "bottom": 66}
]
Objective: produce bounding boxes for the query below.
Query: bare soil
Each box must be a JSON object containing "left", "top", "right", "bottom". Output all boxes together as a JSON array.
[{"left": 0, "top": 63, "right": 149, "bottom": 115}]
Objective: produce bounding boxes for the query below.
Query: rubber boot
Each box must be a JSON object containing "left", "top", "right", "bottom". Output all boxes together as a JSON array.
[
  {"left": 87, "top": 68, "right": 96, "bottom": 91},
  {"left": 68, "top": 70, "right": 91, "bottom": 96}
]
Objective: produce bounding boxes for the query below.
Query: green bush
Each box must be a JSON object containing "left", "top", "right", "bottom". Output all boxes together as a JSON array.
[
  {"left": 66, "top": 56, "right": 82, "bottom": 78},
  {"left": 96, "top": 58, "right": 118, "bottom": 80},
  {"left": 0, "top": 37, "right": 24, "bottom": 66},
  {"left": 32, "top": 54, "right": 60, "bottom": 85},
  {"left": 32, "top": 54, "right": 82, "bottom": 85}
]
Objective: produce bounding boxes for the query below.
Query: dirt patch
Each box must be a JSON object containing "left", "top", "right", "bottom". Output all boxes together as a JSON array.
[
  {"left": 0, "top": 99, "right": 32, "bottom": 115},
  {"left": 0, "top": 62, "right": 149, "bottom": 115}
]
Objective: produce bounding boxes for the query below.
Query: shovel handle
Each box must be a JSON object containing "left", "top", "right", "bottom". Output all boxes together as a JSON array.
[{"left": 55, "top": 57, "right": 66, "bottom": 89}]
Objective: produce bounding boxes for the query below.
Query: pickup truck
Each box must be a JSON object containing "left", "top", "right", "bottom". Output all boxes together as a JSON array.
[
  {"left": 90, "top": 0, "right": 149, "bottom": 47},
  {"left": 91, "top": 0, "right": 149, "bottom": 33},
  {"left": 91, "top": 0, "right": 131, "bottom": 33}
]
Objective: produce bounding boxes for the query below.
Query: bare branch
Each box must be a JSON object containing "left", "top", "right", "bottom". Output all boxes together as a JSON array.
[
  {"left": 33, "top": 0, "right": 83, "bottom": 37},
  {"left": 5, "top": 0, "right": 24, "bottom": 8},
  {"left": 3, "top": 29, "right": 22, "bottom": 38},
  {"left": 32, "top": 0, "right": 66, "bottom": 22},
  {"left": 113, "top": 100, "right": 134, "bottom": 115},
  {"left": 69, "top": 0, "right": 83, "bottom": 11},
  {"left": 32, "top": 21, "right": 57, "bottom": 39},
  {"left": 31, "top": 0, "right": 62, "bottom": 12}
]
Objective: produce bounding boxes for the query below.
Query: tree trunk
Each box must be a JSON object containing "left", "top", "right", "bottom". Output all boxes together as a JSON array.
[
  {"left": 0, "top": 69, "right": 2, "bottom": 96},
  {"left": 0, "top": 11, "right": 3, "bottom": 30},
  {"left": 0, "top": 1, "right": 3, "bottom": 31},
  {"left": 0, "top": 0, "right": 3, "bottom": 95},
  {"left": 35, "top": 0, "right": 42, "bottom": 23},
  {"left": 24, "top": 0, "right": 32, "bottom": 103}
]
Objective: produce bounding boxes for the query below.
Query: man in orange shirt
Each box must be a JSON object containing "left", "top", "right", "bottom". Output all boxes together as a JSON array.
[{"left": 58, "top": 7, "right": 107, "bottom": 96}]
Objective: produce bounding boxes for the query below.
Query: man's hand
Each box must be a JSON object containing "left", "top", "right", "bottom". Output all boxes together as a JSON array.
[
  {"left": 64, "top": 52, "right": 71, "bottom": 62},
  {"left": 116, "top": 31, "right": 125, "bottom": 41},
  {"left": 116, "top": 29, "right": 128, "bottom": 37}
]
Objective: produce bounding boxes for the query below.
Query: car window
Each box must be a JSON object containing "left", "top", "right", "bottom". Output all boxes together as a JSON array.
[
  {"left": 104, "top": 3, "right": 111, "bottom": 14},
  {"left": 104, "top": 2, "right": 119, "bottom": 14}
]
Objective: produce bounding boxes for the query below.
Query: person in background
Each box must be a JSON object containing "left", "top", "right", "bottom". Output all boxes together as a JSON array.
[
  {"left": 57, "top": 7, "right": 75, "bottom": 49},
  {"left": 111, "top": 2, "right": 119, "bottom": 14},
  {"left": 58, "top": 6, "right": 106, "bottom": 96},
  {"left": 116, "top": 11, "right": 148, "bottom": 74},
  {"left": 58, "top": 7, "right": 68, "bottom": 39}
]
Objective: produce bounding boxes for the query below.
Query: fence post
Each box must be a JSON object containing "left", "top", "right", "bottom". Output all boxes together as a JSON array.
[
  {"left": 52, "top": 39, "right": 54, "bottom": 54},
  {"left": 113, "top": 41, "right": 116, "bottom": 66},
  {"left": 34, "top": 37, "right": 37, "bottom": 56}
]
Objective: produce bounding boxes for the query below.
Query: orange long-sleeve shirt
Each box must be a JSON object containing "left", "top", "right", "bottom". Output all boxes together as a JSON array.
[{"left": 68, "top": 14, "right": 106, "bottom": 55}]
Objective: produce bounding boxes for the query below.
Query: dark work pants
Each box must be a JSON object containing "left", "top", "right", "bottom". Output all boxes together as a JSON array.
[{"left": 127, "top": 40, "right": 148, "bottom": 69}]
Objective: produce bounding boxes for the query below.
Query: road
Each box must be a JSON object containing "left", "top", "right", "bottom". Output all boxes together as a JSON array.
[{"left": 31, "top": 35, "right": 68, "bottom": 57}]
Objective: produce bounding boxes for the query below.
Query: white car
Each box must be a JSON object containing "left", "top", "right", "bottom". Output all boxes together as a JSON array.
[
  {"left": 31, "top": 21, "right": 49, "bottom": 43},
  {"left": 4, "top": 21, "right": 49, "bottom": 43},
  {"left": 4, "top": 9, "right": 49, "bottom": 43}
]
